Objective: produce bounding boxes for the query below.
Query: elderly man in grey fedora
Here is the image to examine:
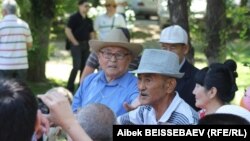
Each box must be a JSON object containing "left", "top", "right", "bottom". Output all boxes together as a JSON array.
[
  {"left": 117, "top": 49, "right": 198, "bottom": 125},
  {"left": 72, "top": 28, "right": 143, "bottom": 117}
]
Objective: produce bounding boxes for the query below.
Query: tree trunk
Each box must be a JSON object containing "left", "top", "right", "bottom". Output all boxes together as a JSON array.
[
  {"left": 205, "top": 0, "right": 226, "bottom": 64},
  {"left": 240, "top": 0, "right": 248, "bottom": 7},
  {"left": 27, "top": 20, "right": 51, "bottom": 82},
  {"left": 19, "top": 0, "right": 55, "bottom": 82},
  {"left": 168, "top": 0, "right": 194, "bottom": 64}
]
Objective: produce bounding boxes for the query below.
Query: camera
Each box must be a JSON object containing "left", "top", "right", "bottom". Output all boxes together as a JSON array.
[{"left": 37, "top": 98, "right": 50, "bottom": 114}]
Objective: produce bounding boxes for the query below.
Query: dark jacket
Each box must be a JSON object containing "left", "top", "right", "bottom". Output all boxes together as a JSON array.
[{"left": 176, "top": 60, "right": 199, "bottom": 111}]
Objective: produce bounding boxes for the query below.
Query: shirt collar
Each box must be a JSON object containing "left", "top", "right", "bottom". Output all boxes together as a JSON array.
[
  {"left": 157, "top": 92, "right": 182, "bottom": 123},
  {"left": 179, "top": 58, "right": 185, "bottom": 68},
  {"left": 99, "top": 70, "right": 130, "bottom": 88},
  {"left": 3, "top": 14, "right": 17, "bottom": 20}
]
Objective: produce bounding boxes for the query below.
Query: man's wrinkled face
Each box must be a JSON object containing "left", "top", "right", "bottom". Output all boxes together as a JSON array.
[{"left": 98, "top": 46, "right": 132, "bottom": 79}]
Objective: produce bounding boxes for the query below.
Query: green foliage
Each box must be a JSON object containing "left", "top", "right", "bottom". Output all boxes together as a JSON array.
[
  {"left": 189, "top": 18, "right": 207, "bottom": 51},
  {"left": 225, "top": 2, "right": 250, "bottom": 40},
  {"left": 226, "top": 40, "right": 250, "bottom": 66},
  {"left": 28, "top": 78, "right": 66, "bottom": 95},
  {"left": 16, "top": 0, "right": 31, "bottom": 17}
]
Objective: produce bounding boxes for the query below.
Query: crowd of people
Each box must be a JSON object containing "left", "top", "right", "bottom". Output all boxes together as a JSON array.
[{"left": 0, "top": 0, "right": 250, "bottom": 141}]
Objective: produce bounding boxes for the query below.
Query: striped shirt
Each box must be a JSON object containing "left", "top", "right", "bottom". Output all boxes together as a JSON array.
[
  {"left": 117, "top": 93, "right": 199, "bottom": 125},
  {"left": 0, "top": 15, "right": 32, "bottom": 70}
]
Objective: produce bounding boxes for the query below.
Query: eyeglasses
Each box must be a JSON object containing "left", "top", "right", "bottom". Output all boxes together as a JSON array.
[
  {"left": 105, "top": 4, "right": 117, "bottom": 8},
  {"left": 99, "top": 50, "right": 130, "bottom": 60}
]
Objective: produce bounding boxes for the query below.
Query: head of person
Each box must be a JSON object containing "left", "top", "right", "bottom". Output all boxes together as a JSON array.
[
  {"left": 76, "top": 103, "right": 116, "bottom": 141},
  {"left": 0, "top": 78, "right": 38, "bottom": 141},
  {"left": 89, "top": 28, "right": 142, "bottom": 81},
  {"left": 78, "top": 0, "right": 91, "bottom": 14},
  {"left": 104, "top": 0, "right": 117, "bottom": 14},
  {"left": 132, "top": 49, "right": 184, "bottom": 108},
  {"left": 2, "top": 0, "right": 17, "bottom": 16},
  {"left": 159, "top": 25, "right": 189, "bottom": 63},
  {"left": 45, "top": 87, "right": 73, "bottom": 104},
  {"left": 192, "top": 59, "right": 238, "bottom": 110},
  {"left": 198, "top": 113, "right": 250, "bottom": 125}
]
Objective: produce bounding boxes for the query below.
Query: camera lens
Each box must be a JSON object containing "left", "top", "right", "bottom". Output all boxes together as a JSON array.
[{"left": 38, "top": 98, "right": 50, "bottom": 114}]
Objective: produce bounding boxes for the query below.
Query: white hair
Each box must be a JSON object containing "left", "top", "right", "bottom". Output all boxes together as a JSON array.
[{"left": 2, "top": 0, "right": 17, "bottom": 14}]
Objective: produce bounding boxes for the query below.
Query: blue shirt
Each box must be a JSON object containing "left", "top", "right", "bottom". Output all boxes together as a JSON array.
[{"left": 72, "top": 70, "right": 139, "bottom": 116}]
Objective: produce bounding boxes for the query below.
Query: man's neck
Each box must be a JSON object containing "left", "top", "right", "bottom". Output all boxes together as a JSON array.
[{"left": 80, "top": 12, "right": 87, "bottom": 18}]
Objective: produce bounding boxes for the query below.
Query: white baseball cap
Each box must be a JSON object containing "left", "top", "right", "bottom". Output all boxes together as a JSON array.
[{"left": 159, "top": 25, "right": 188, "bottom": 45}]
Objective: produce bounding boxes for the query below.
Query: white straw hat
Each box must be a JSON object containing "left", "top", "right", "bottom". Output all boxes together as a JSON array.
[{"left": 89, "top": 28, "right": 143, "bottom": 57}]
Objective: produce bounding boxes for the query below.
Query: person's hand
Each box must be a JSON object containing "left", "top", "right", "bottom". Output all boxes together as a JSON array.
[
  {"left": 35, "top": 110, "right": 50, "bottom": 139},
  {"left": 123, "top": 96, "right": 141, "bottom": 112},
  {"left": 38, "top": 92, "right": 75, "bottom": 129},
  {"left": 38, "top": 92, "right": 93, "bottom": 141},
  {"left": 73, "top": 42, "right": 79, "bottom": 46}
]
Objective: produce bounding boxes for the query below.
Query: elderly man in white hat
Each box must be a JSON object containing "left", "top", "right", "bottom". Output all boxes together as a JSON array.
[
  {"left": 160, "top": 25, "right": 199, "bottom": 111},
  {"left": 117, "top": 49, "right": 198, "bottom": 125},
  {"left": 72, "top": 28, "right": 143, "bottom": 116}
]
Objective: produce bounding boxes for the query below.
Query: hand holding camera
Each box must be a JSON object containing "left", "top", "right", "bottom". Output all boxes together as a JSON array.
[
  {"left": 38, "top": 98, "right": 50, "bottom": 114},
  {"left": 37, "top": 87, "right": 74, "bottom": 128}
]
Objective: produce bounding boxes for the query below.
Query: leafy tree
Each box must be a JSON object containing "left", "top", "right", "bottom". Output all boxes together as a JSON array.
[
  {"left": 168, "top": 0, "right": 195, "bottom": 64},
  {"left": 16, "top": 0, "right": 79, "bottom": 82},
  {"left": 205, "top": 0, "right": 227, "bottom": 64},
  {"left": 17, "top": 0, "right": 56, "bottom": 82}
]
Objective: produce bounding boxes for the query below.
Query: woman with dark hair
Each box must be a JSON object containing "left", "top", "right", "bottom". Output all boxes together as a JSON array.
[{"left": 192, "top": 59, "right": 239, "bottom": 118}]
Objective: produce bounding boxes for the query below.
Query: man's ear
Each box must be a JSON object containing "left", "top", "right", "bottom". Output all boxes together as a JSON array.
[
  {"left": 166, "top": 78, "right": 176, "bottom": 93},
  {"left": 2, "top": 9, "right": 7, "bottom": 16},
  {"left": 183, "top": 44, "right": 189, "bottom": 55}
]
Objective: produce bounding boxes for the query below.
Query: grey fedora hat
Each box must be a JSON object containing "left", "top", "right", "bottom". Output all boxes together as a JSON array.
[
  {"left": 132, "top": 49, "right": 184, "bottom": 78},
  {"left": 89, "top": 28, "right": 143, "bottom": 57}
]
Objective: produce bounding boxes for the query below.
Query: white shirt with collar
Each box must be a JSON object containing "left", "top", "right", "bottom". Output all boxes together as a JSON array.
[{"left": 117, "top": 92, "right": 198, "bottom": 125}]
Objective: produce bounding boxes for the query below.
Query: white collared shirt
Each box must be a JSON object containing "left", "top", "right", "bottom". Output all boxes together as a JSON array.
[{"left": 117, "top": 92, "right": 198, "bottom": 125}]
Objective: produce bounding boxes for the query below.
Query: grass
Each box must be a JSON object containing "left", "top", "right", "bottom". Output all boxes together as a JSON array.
[{"left": 28, "top": 78, "right": 67, "bottom": 95}]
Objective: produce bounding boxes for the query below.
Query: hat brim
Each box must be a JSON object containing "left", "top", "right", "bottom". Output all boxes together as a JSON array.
[
  {"left": 89, "top": 40, "right": 143, "bottom": 57},
  {"left": 131, "top": 69, "right": 184, "bottom": 79},
  {"left": 159, "top": 39, "right": 187, "bottom": 45}
]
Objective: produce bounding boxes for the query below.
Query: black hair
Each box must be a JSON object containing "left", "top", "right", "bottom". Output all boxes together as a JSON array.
[
  {"left": 204, "top": 59, "right": 238, "bottom": 103},
  {"left": 194, "top": 67, "right": 209, "bottom": 86},
  {"left": 0, "top": 79, "right": 38, "bottom": 141},
  {"left": 78, "top": 0, "right": 87, "bottom": 5},
  {"left": 198, "top": 113, "right": 249, "bottom": 125}
]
